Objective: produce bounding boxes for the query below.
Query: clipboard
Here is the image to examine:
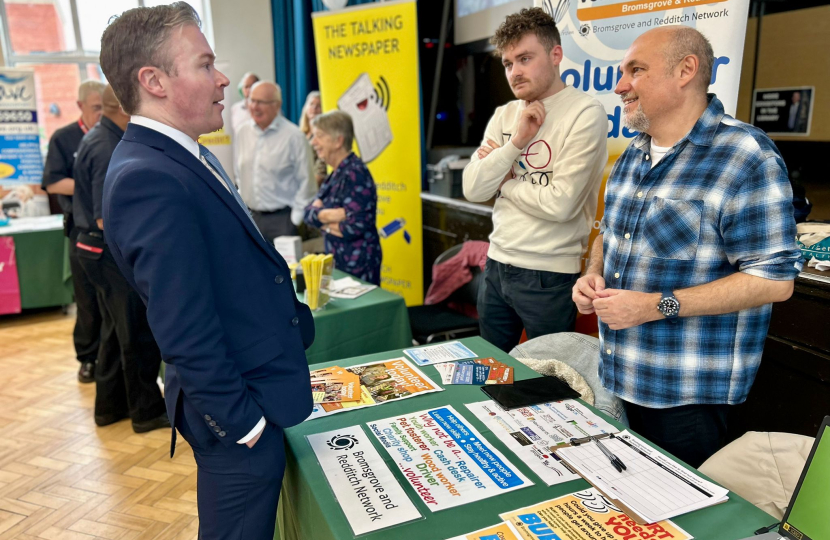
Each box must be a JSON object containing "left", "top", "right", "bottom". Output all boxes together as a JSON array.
[
  {"left": 551, "top": 432, "right": 729, "bottom": 525},
  {"left": 551, "top": 433, "right": 652, "bottom": 524}
]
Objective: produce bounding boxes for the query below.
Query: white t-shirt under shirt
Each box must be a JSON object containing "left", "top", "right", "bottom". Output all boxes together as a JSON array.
[
  {"left": 650, "top": 141, "right": 671, "bottom": 168},
  {"left": 462, "top": 85, "right": 608, "bottom": 274}
]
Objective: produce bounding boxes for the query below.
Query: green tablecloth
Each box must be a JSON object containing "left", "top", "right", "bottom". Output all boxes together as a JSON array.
[
  {"left": 277, "top": 336, "right": 776, "bottom": 540},
  {"left": 0, "top": 226, "right": 73, "bottom": 310},
  {"left": 302, "top": 271, "right": 412, "bottom": 365}
]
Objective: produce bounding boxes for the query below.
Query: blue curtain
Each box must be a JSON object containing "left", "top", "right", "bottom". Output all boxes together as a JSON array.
[{"left": 272, "top": 0, "right": 377, "bottom": 124}]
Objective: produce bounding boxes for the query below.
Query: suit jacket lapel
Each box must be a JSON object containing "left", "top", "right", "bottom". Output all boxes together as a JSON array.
[{"left": 122, "top": 124, "right": 283, "bottom": 267}]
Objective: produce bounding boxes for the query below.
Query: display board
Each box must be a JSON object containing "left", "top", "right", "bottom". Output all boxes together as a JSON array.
[
  {"left": 312, "top": 0, "right": 424, "bottom": 306},
  {"left": 0, "top": 69, "right": 43, "bottom": 187},
  {"left": 534, "top": 0, "right": 752, "bottom": 267}
]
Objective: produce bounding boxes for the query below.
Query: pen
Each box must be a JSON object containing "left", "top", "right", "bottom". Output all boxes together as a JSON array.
[{"left": 591, "top": 435, "right": 627, "bottom": 473}]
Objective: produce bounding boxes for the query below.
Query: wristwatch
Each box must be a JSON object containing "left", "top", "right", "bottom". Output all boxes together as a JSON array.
[{"left": 657, "top": 290, "right": 680, "bottom": 320}]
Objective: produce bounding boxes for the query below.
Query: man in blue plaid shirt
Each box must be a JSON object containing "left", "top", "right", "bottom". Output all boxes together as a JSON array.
[{"left": 572, "top": 27, "right": 802, "bottom": 467}]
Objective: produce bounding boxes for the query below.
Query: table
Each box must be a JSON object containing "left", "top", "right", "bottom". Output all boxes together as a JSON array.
[
  {"left": 301, "top": 270, "right": 412, "bottom": 365},
  {"left": 277, "top": 336, "right": 776, "bottom": 540},
  {"left": 0, "top": 216, "right": 73, "bottom": 311}
]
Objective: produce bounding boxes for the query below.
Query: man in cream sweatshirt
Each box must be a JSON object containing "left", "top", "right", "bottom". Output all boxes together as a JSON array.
[{"left": 463, "top": 8, "right": 607, "bottom": 352}]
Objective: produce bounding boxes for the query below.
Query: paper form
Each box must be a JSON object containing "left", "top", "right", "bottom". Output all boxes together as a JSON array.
[{"left": 554, "top": 431, "right": 728, "bottom": 523}]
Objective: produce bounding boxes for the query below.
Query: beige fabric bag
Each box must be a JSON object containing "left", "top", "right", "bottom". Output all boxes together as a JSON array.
[{"left": 698, "top": 431, "right": 814, "bottom": 519}]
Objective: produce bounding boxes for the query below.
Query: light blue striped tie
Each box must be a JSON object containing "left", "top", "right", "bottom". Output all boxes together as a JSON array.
[{"left": 199, "top": 145, "right": 264, "bottom": 239}]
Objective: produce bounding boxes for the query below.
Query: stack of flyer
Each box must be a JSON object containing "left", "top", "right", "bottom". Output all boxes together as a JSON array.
[
  {"left": 300, "top": 253, "right": 334, "bottom": 310},
  {"left": 434, "top": 357, "right": 514, "bottom": 385},
  {"left": 309, "top": 365, "right": 361, "bottom": 404}
]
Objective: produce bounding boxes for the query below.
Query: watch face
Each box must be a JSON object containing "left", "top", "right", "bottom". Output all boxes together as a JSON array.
[{"left": 658, "top": 296, "right": 680, "bottom": 317}]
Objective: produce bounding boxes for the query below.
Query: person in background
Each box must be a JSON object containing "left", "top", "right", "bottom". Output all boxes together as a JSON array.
[
  {"left": 72, "top": 85, "right": 168, "bottom": 433},
  {"left": 462, "top": 8, "right": 608, "bottom": 353},
  {"left": 572, "top": 27, "right": 802, "bottom": 468},
  {"left": 230, "top": 71, "right": 258, "bottom": 134},
  {"left": 304, "top": 111, "right": 381, "bottom": 285},
  {"left": 41, "top": 80, "right": 106, "bottom": 384},
  {"left": 299, "top": 91, "right": 327, "bottom": 187},
  {"left": 100, "top": 4, "right": 314, "bottom": 536},
  {"left": 234, "top": 81, "right": 316, "bottom": 240}
]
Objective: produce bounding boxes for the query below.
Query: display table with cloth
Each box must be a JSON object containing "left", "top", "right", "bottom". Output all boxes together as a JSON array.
[
  {"left": 0, "top": 215, "right": 73, "bottom": 311},
  {"left": 275, "top": 336, "right": 777, "bottom": 540},
  {"left": 299, "top": 270, "right": 412, "bottom": 364}
]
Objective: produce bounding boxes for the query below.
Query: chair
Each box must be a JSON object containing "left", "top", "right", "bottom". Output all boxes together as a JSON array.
[
  {"left": 408, "top": 244, "right": 482, "bottom": 345},
  {"left": 510, "top": 332, "right": 628, "bottom": 425},
  {"left": 698, "top": 431, "right": 813, "bottom": 519}
]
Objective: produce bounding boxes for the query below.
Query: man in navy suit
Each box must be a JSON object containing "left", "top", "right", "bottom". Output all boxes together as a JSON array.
[{"left": 99, "top": 4, "right": 314, "bottom": 538}]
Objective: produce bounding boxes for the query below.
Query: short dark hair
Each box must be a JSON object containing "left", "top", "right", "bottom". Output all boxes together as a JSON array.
[
  {"left": 100, "top": 2, "right": 201, "bottom": 114},
  {"left": 491, "top": 8, "right": 560, "bottom": 56}
]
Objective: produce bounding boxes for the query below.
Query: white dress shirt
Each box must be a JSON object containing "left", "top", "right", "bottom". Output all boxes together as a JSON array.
[
  {"left": 129, "top": 114, "right": 265, "bottom": 445},
  {"left": 233, "top": 115, "right": 316, "bottom": 226},
  {"left": 230, "top": 100, "right": 251, "bottom": 135}
]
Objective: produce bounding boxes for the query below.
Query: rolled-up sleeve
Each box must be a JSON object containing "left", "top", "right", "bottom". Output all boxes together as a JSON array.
[{"left": 721, "top": 155, "right": 803, "bottom": 280}]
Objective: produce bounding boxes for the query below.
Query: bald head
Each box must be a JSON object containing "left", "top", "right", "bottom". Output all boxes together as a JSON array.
[
  {"left": 250, "top": 81, "right": 281, "bottom": 104},
  {"left": 637, "top": 26, "right": 714, "bottom": 92},
  {"left": 248, "top": 81, "right": 281, "bottom": 130}
]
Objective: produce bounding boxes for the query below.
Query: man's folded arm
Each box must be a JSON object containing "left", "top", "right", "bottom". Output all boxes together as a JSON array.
[
  {"left": 462, "top": 115, "right": 519, "bottom": 202},
  {"left": 108, "top": 171, "right": 264, "bottom": 446},
  {"left": 499, "top": 106, "right": 608, "bottom": 222}
]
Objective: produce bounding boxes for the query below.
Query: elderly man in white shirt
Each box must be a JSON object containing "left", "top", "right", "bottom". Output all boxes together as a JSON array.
[
  {"left": 234, "top": 81, "right": 316, "bottom": 240},
  {"left": 229, "top": 72, "right": 258, "bottom": 134}
]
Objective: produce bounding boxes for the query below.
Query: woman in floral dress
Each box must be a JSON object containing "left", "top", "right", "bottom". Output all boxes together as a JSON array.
[{"left": 303, "top": 111, "right": 382, "bottom": 284}]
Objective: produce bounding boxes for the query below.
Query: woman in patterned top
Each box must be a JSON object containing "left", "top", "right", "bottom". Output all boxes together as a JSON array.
[{"left": 303, "top": 111, "right": 382, "bottom": 285}]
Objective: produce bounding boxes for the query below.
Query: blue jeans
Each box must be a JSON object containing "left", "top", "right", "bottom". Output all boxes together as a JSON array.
[{"left": 477, "top": 258, "right": 579, "bottom": 353}]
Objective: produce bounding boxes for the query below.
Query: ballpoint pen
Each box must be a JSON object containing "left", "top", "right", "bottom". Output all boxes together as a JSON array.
[{"left": 591, "top": 435, "right": 627, "bottom": 473}]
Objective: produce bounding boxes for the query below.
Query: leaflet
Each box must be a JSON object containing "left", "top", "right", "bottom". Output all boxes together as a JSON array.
[
  {"left": 465, "top": 400, "right": 617, "bottom": 486},
  {"left": 403, "top": 341, "right": 477, "bottom": 366},
  {"left": 305, "top": 357, "right": 442, "bottom": 421},
  {"left": 307, "top": 426, "right": 421, "bottom": 535},
  {"left": 367, "top": 405, "right": 532, "bottom": 512},
  {"left": 445, "top": 521, "right": 523, "bottom": 540},
  {"left": 500, "top": 488, "right": 693, "bottom": 540}
]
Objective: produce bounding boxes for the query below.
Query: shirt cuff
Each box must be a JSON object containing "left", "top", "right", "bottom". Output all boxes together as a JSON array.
[{"left": 237, "top": 416, "right": 266, "bottom": 444}]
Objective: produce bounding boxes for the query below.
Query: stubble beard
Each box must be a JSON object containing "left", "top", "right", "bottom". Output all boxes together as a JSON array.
[{"left": 623, "top": 102, "right": 650, "bottom": 133}]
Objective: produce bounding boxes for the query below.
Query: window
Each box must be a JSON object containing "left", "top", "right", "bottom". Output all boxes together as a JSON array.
[{"left": 0, "top": 0, "right": 213, "bottom": 147}]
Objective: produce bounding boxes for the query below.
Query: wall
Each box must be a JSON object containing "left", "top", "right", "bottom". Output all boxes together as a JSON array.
[
  {"left": 736, "top": 6, "right": 830, "bottom": 142},
  {"left": 209, "top": 0, "right": 275, "bottom": 117}
]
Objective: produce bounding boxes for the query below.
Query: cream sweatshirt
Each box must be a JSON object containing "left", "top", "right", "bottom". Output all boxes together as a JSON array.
[{"left": 462, "top": 85, "right": 608, "bottom": 274}]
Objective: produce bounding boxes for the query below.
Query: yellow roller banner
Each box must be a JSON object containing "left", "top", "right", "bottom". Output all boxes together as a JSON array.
[{"left": 312, "top": 0, "right": 423, "bottom": 306}]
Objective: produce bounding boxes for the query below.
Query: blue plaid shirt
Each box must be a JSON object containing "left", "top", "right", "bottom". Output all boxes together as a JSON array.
[{"left": 598, "top": 95, "right": 802, "bottom": 408}]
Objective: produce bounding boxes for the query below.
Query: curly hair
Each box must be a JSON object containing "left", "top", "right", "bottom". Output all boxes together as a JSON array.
[{"left": 491, "top": 8, "right": 560, "bottom": 56}]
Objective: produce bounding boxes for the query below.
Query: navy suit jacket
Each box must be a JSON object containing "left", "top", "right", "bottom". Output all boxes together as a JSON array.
[{"left": 102, "top": 124, "right": 314, "bottom": 454}]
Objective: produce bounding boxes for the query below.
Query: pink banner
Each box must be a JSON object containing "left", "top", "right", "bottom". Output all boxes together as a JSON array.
[{"left": 0, "top": 236, "right": 21, "bottom": 315}]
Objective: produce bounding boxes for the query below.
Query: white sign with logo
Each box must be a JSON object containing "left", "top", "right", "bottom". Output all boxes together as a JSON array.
[
  {"left": 307, "top": 426, "right": 422, "bottom": 535},
  {"left": 0, "top": 68, "right": 42, "bottom": 185}
]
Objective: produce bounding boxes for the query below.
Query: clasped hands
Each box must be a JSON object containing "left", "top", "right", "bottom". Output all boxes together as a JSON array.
[
  {"left": 572, "top": 274, "right": 662, "bottom": 330},
  {"left": 312, "top": 199, "right": 345, "bottom": 238}
]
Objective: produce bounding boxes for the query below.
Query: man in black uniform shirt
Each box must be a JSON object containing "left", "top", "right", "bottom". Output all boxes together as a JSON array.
[
  {"left": 41, "top": 80, "right": 105, "bottom": 384},
  {"left": 73, "top": 85, "right": 168, "bottom": 432}
]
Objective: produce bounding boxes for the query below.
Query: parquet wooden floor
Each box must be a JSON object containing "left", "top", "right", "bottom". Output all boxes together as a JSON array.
[{"left": 0, "top": 309, "right": 199, "bottom": 540}]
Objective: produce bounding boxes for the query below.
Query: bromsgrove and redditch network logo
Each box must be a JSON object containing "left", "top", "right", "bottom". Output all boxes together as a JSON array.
[{"left": 327, "top": 434, "right": 359, "bottom": 451}]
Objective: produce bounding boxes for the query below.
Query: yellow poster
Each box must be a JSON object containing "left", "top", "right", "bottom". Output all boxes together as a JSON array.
[
  {"left": 312, "top": 0, "right": 423, "bottom": 305},
  {"left": 500, "top": 489, "right": 693, "bottom": 540}
]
